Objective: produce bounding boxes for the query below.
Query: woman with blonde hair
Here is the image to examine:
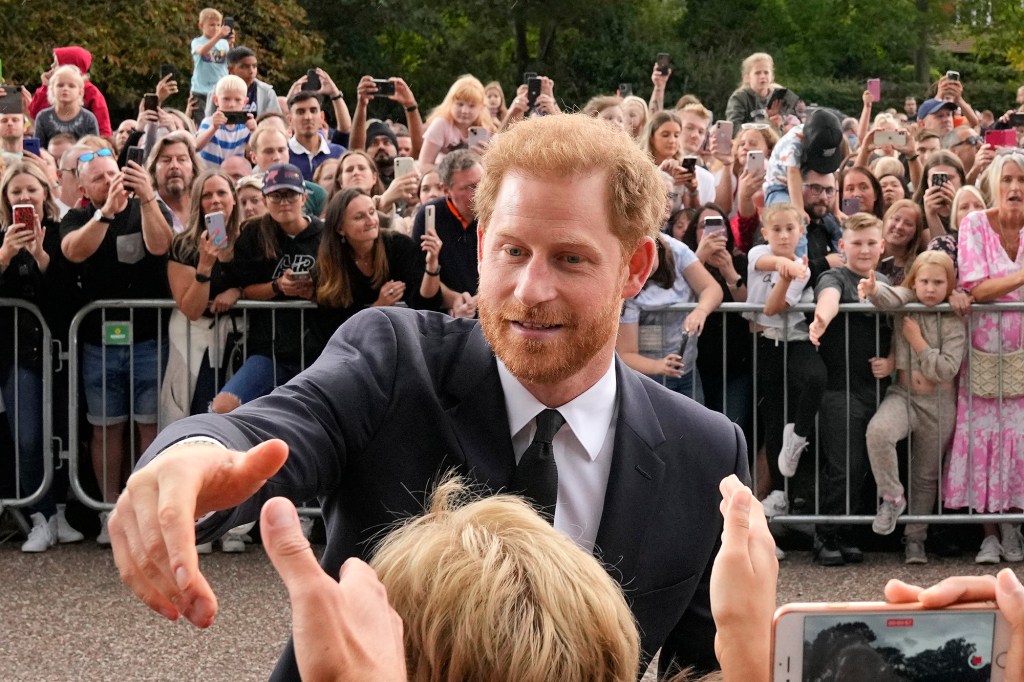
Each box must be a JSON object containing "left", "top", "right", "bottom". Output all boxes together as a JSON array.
[
  {"left": 878, "top": 198, "right": 924, "bottom": 286},
  {"left": 418, "top": 75, "right": 494, "bottom": 173}
]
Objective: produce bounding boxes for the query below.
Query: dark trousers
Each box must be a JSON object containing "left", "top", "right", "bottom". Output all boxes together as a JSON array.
[{"left": 817, "top": 387, "right": 877, "bottom": 539}]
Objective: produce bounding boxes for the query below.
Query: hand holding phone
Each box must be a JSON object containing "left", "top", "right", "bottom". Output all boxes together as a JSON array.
[
  {"left": 468, "top": 126, "right": 491, "bottom": 148},
  {"left": 394, "top": 157, "right": 416, "bottom": 178},
  {"left": 527, "top": 77, "right": 542, "bottom": 110},
  {"left": 13, "top": 204, "right": 35, "bottom": 230},
  {"left": 143, "top": 93, "right": 159, "bottom": 112},
  {"left": 126, "top": 145, "right": 145, "bottom": 167},
  {"left": 841, "top": 197, "right": 862, "bottom": 215},
  {"left": 306, "top": 69, "right": 321, "bottom": 92},
  {"left": 372, "top": 79, "right": 396, "bottom": 97},
  {"left": 223, "top": 111, "right": 249, "bottom": 126},
  {"left": 714, "top": 121, "right": 734, "bottom": 154},
  {"left": 681, "top": 156, "right": 698, "bottom": 173}
]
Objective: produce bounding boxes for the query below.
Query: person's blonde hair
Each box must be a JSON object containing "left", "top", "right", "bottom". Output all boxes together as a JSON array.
[
  {"left": 871, "top": 156, "right": 904, "bottom": 179},
  {"left": 426, "top": 75, "right": 494, "bottom": 131},
  {"left": 678, "top": 102, "right": 712, "bottom": 124},
  {"left": 980, "top": 150, "right": 1024, "bottom": 208},
  {"left": 46, "top": 65, "right": 85, "bottom": 107},
  {"left": 484, "top": 81, "right": 508, "bottom": 121},
  {"left": 841, "top": 211, "right": 883, "bottom": 235},
  {"left": 0, "top": 162, "right": 59, "bottom": 228},
  {"left": 215, "top": 74, "right": 247, "bottom": 98},
  {"left": 741, "top": 52, "right": 774, "bottom": 85},
  {"left": 949, "top": 184, "right": 986, "bottom": 231},
  {"left": 370, "top": 476, "right": 640, "bottom": 682},
  {"left": 476, "top": 113, "right": 665, "bottom": 256},
  {"left": 199, "top": 7, "right": 222, "bottom": 23},
  {"left": 903, "top": 250, "right": 955, "bottom": 297},
  {"left": 761, "top": 202, "right": 803, "bottom": 230}
]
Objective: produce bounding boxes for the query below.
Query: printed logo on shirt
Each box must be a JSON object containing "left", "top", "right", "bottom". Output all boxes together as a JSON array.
[{"left": 273, "top": 254, "right": 316, "bottom": 278}]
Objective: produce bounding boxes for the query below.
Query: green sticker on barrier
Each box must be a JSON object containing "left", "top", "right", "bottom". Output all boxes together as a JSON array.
[{"left": 103, "top": 321, "right": 132, "bottom": 346}]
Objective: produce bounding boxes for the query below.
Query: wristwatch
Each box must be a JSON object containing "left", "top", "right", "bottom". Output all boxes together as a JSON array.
[{"left": 93, "top": 209, "right": 113, "bottom": 224}]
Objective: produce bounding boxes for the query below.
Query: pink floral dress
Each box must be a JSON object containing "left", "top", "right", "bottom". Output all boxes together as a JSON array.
[{"left": 944, "top": 211, "right": 1024, "bottom": 512}]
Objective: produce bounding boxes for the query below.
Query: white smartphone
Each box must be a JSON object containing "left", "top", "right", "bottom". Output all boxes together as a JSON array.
[
  {"left": 714, "top": 120, "right": 734, "bottom": 154},
  {"left": 773, "top": 601, "right": 1011, "bottom": 681},
  {"left": 746, "top": 149, "right": 765, "bottom": 173},
  {"left": 204, "top": 211, "right": 228, "bottom": 250},
  {"left": 703, "top": 216, "right": 726, "bottom": 235},
  {"left": 468, "top": 126, "right": 492, "bottom": 147},
  {"left": 875, "top": 130, "right": 908, "bottom": 147},
  {"left": 424, "top": 204, "right": 436, "bottom": 236},
  {"left": 394, "top": 156, "right": 416, "bottom": 178}
]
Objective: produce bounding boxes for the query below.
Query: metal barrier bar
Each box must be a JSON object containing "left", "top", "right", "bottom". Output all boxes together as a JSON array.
[{"left": 0, "top": 298, "right": 54, "bottom": 510}]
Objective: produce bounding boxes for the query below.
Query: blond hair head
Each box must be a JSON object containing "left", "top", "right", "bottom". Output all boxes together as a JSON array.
[
  {"left": 904, "top": 250, "right": 955, "bottom": 297},
  {"left": 199, "top": 7, "right": 222, "bottom": 23},
  {"left": 426, "top": 74, "right": 494, "bottom": 131},
  {"left": 46, "top": 65, "right": 85, "bottom": 107},
  {"left": 475, "top": 113, "right": 665, "bottom": 255},
  {"left": 215, "top": 74, "right": 247, "bottom": 98},
  {"left": 370, "top": 476, "right": 640, "bottom": 682}
]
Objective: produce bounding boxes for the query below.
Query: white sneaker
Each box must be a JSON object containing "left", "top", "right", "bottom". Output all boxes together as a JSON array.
[
  {"left": 872, "top": 496, "right": 907, "bottom": 536},
  {"left": 220, "top": 527, "right": 247, "bottom": 553},
  {"left": 21, "top": 512, "right": 56, "bottom": 553},
  {"left": 56, "top": 504, "right": 84, "bottom": 543},
  {"left": 1000, "top": 523, "right": 1024, "bottom": 562},
  {"left": 299, "top": 515, "right": 314, "bottom": 539},
  {"left": 761, "top": 490, "right": 789, "bottom": 518},
  {"left": 778, "top": 423, "right": 808, "bottom": 478},
  {"left": 196, "top": 542, "right": 213, "bottom": 555},
  {"left": 96, "top": 511, "right": 111, "bottom": 546},
  {"left": 976, "top": 535, "right": 1003, "bottom": 564}
]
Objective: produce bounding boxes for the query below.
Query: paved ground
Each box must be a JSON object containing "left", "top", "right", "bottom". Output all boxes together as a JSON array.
[{"left": 1, "top": 533, "right": 1018, "bottom": 681}]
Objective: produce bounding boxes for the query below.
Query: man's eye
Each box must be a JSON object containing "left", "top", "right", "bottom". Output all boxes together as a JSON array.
[
  {"left": 565, "top": 255, "right": 583, "bottom": 264},
  {"left": 506, "top": 246, "right": 523, "bottom": 257}
]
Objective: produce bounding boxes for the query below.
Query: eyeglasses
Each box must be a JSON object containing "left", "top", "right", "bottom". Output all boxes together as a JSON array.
[
  {"left": 76, "top": 148, "right": 113, "bottom": 167},
  {"left": 803, "top": 183, "right": 836, "bottom": 196},
  {"left": 266, "top": 191, "right": 303, "bottom": 204},
  {"left": 951, "top": 135, "right": 983, "bottom": 148}
]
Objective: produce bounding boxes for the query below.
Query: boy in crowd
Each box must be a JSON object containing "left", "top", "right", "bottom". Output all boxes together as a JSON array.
[
  {"left": 743, "top": 203, "right": 826, "bottom": 532},
  {"left": 190, "top": 7, "right": 232, "bottom": 127},
  {"left": 196, "top": 75, "right": 256, "bottom": 166},
  {"left": 808, "top": 212, "right": 891, "bottom": 566}
]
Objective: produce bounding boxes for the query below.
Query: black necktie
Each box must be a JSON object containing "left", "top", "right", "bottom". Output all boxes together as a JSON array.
[{"left": 512, "top": 409, "right": 565, "bottom": 519}]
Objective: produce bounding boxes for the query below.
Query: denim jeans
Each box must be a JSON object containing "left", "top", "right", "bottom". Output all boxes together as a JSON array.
[
  {"left": 82, "top": 339, "right": 168, "bottom": 426},
  {"left": 218, "top": 354, "right": 301, "bottom": 406},
  {"left": 1, "top": 363, "right": 55, "bottom": 517}
]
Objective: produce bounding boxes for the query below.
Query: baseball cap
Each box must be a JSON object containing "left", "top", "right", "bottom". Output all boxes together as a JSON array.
[
  {"left": 917, "top": 98, "right": 957, "bottom": 122},
  {"left": 262, "top": 163, "right": 305, "bottom": 195},
  {"left": 800, "top": 109, "right": 844, "bottom": 175}
]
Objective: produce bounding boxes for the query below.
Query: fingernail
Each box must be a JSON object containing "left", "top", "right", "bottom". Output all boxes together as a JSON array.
[
  {"left": 267, "top": 499, "right": 296, "bottom": 528},
  {"left": 158, "top": 606, "right": 179, "bottom": 621},
  {"left": 175, "top": 566, "right": 188, "bottom": 591}
]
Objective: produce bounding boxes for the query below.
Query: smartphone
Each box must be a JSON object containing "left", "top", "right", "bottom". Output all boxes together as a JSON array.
[
  {"left": 677, "top": 330, "right": 698, "bottom": 370},
  {"left": 1010, "top": 113, "right": 1024, "bottom": 127},
  {"left": 372, "top": 79, "right": 396, "bottom": 97},
  {"left": 291, "top": 271, "right": 311, "bottom": 281},
  {"left": 714, "top": 121, "right": 734, "bottom": 154},
  {"left": 985, "top": 129, "right": 1017, "bottom": 148},
  {"left": 841, "top": 197, "right": 862, "bottom": 214},
  {"left": 681, "top": 156, "right": 698, "bottom": 173},
  {"left": 745, "top": 149, "right": 765, "bottom": 173},
  {"left": 126, "top": 145, "right": 145, "bottom": 167},
  {"left": 21, "top": 136, "right": 40, "bottom": 157},
  {"left": 766, "top": 87, "right": 789, "bottom": 108},
  {"left": 931, "top": 172, "right": 949, "bottom": 187},
  {"left": 223, "top": 111, "right": 249, "bottom": 125},
  {"left": 0, "top": 90, "right": 22, "bottom": 114},
  {"left": 204, "top": 211, "right": 228, "bottom": 250},
  {"left": 875, "top": 130, "right": 907, "bottom": 147},
  {"left": 867, "top": 78, "right": 881, "bottom": 102},
  {"left": 527, "top": 77, "right": 542, "bottom": 110},
  {"left": 304, "top": 68, "right": 321, "bottom": 92},
  {"left": 468, "top": 126, "right": 491, "bottom": 147},
  {"left": 224, "top": 16, "right": 235, "bottom": 29},
  {"left": 617, "top": 83, "right": 633, "bottom": 99},
  {"left": 523, "top": 71, "right": 537, "bottom": 86},
  {"left": 424, "top": 204, "right": 437, "bottom": 236},
  {"left": 394, "top": 157, "right": 416, "bottom": 178},
  {"left": 656, "top": 52, "right": 671, "bottom": 75},
  {"left": 160, "top": 64, "right": 176, "bottom": 81},
  {"left": 773, "top": 601, "right": 1011, "bottom": 682},
  {"left": 703, "top": 216, "right": 726, "bottom": 236},
  {"left": 12, "top": 203, "right": 34, "bottom": 228},
  {"left": 143, "top": 93, "right": 159, "bottom": 111},
  {"left": 946, "top": 70, "right": 961, "bottom": 82}
]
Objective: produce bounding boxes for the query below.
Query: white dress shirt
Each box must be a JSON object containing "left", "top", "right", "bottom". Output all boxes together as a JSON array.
[{"left": 496, "top": 357, "right": 618, "bottom": 553}]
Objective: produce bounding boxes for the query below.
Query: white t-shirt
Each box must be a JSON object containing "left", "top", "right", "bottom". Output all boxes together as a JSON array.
[{"left": 743, "top": 244, "right": 812, "bottom": 340}]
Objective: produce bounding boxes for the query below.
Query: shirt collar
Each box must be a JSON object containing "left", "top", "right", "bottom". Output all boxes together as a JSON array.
[
  {"left": 445, "top": 197, "right": 471, "bottom": 229},
  {"left": 288, "top": 134, "right": 331, "bottom": 157},
  {"left": 496, "top": 357, "right": 617, "bottom": 462}
]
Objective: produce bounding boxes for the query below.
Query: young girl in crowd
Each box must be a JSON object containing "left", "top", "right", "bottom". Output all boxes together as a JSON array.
[
  {"left": 582, "top": 95, "right": 626, "bottom": 134},
  {"left": 621, "top": 95, "right": 649, "bottom": 141},
  {"left": 33, "top": 65, "right": 99, "bottom": 148},
  {"left": 418, "top": 75, "right": 494, "bottom": 173},
  {"left": 861, "top": 252, "right": 965, "bottom": 565},
  {"left": 743, "top": 203, "right": 826, "bottom": 518},
  {"left": 484, "top": 81, "right": 507, "bottom": 123}
]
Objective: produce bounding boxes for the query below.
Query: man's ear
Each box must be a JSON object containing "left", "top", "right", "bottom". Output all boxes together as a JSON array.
[
  {"left": 838, "top": 237, "right": 845, "bottom": 255},
  {"left": 622, "top": 236, "right": 657, "bottom": 299}
]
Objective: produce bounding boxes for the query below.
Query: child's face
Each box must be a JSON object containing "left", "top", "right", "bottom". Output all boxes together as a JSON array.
[
  {"left": 201, "top": 17, "right": 222, "bottom": 38},
  {"left": 52, "top": 75, "right": 81, "bottom": 104},
  {"left": 217, "top": 91, "right": 246, "bottom": 113},
  {"left": 839, "top": 226, "right": 885, "bottom": 276},
  {"left": 761, "top": 212, "right": 803, "bottom": 258},
  {"left": 913, "top": 264, "right": 949, "bottom": 307}
]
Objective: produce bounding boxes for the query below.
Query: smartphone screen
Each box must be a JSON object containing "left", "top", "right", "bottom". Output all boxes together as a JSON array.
[
  {"left": 223, "top": 111, "right": 249, "bottom": 125},
  {"left": 946, "top": 70, "right": 961, "bottom": 82},
  {"left": 681, "top": 156, "right": 698, "bottom": 173},
  {"left": 306, "top": 69, "right": 321, "bottom": 92},
  {"left": 22, "top": 137, "right": 40, "bottom": 157},
  {"left": 656, "top": 53, "right": 670, "bottom": 75},
  {"left": 867, "top": 78, "right": 881, "bottom": 102},
  {"left": 205, "top": 211, "right": 228, "bottom": 250},
  {"left": 373, "top": 79, "right": 396, "bottom": 97},
  {"left": 795, "top": 611, "right": 999, "bottom": 680}
]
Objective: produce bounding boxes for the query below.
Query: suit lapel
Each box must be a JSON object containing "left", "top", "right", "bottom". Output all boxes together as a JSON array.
[
  {"left": 442, "top": 324, "right": 516, "bottom": 489},
  {"left": 593, "top": 360, "right": 666, "bottom": 583}
]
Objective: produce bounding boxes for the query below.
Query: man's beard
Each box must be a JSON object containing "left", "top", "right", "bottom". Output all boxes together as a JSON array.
[
  {"left": 162, "top": 175, "right": 189, "bottom": 199},
  {"left": 375, "top": 153, "right": 395, "bottom": 178},
  {"left": 478, "top": 288, "right": 620, "bottom": 386}
]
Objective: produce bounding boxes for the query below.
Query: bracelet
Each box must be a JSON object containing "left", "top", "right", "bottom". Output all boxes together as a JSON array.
[
  {"left": 425, "top": 267, "right": 441, "bottom": 276},
  {"left": 237, "top": 287, "right": 245, "bottom": 300},
  {"left": 271, "top": 278, "right": 283, "bottom": 296},
  {"left": 405, "top": 104, "right": 418, "bottom": 112},
  {"left": 330, "top": 93, "right": 344, "bottom": 101},
  {"left": 906, "top": 154, "right": 919, "bottom": 161},
  {"left": 195, "top": 271, "right": 212, "bottom": 283}
]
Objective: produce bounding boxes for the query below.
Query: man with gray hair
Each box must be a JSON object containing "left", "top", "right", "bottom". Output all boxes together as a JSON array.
[
  {"left": 143, "top": 131, "right": 202, "bottom": 233},
  {"left": 411, "top": 149, "right": 482, "bottom": 315}
]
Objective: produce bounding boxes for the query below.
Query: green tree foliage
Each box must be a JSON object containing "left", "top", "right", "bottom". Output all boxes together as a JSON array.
[{"left": 0, "top": 0, "right": 321, "bottom": 116}]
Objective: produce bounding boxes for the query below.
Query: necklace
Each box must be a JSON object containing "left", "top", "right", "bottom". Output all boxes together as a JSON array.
[{"left": 995, "top": 215, "right": 1021, "bottom": 260}]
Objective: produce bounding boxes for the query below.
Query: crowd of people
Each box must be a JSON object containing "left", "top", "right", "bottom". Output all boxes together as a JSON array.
[{"left": 2, "top": 7, "right": 1024, "bottom": 678}]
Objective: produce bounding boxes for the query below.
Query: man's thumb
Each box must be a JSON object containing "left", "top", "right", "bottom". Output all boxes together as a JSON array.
[
  {"left": 239, "top": 439, "right": 289, "bottom": 485},
  {"left": 261, "top": 496, "right": 321, "bottom": 592}
]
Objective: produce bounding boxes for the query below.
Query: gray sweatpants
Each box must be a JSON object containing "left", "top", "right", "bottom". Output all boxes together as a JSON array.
[{"left": 865, "top": 384, "right": 956, "bottom": 541}]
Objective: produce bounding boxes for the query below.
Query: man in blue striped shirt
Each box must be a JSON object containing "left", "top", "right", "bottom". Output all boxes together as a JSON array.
[{"left": 196, "top": 75, "right": 255, "bottom": 167}]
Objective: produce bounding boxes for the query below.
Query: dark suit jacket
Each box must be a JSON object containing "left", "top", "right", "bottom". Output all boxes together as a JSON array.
[{"left": 142, "top": 307, "right": 749, "bottom": 679}]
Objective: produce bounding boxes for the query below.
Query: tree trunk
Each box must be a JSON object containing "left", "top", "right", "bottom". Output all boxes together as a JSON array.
[
  {"left": 515, "top": 12, "right": 530, "bottom": 73},
  {"left": 915, "top": 0, "right": 930, "bottom": 84}
]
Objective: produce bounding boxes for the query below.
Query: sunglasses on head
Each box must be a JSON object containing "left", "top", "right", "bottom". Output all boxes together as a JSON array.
[{"left": 77, "top": 148, "right": 114, "bottom": 167}]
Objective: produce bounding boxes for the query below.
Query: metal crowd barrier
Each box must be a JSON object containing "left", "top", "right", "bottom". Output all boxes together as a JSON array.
[
  {"left": 4, "top": 297, "right": 1024, "bottom": 531},
  {"left": 0, "top": 298, "right": 54, "bottom": 512}
]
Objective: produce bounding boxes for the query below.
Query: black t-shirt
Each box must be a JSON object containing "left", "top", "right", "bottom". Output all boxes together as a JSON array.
[
  {"left": 814, "top": 267, "right": 892, "bottom": 393},
  {"left": 411, "top": 196, "right": 478, "bottom": 297},
  {"left": 168, "top": 236, "right": 236, "bottom": 315},
  {"left": 60, "top": 199, "right": 173, "bottom": 342}
]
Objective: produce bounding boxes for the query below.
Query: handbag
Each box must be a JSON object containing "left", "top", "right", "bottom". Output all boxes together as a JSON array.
[{"left": 970, "top": 345, "right": 1024, "bottom": 399}]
